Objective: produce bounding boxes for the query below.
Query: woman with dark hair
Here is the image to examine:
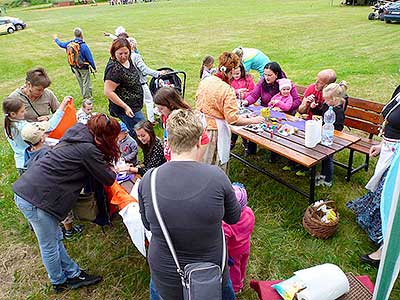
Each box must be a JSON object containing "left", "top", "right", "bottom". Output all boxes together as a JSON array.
[
  {"left": 121, "top": 120, "right": 166, "bottom": 176},
  {"left": 195, "top": 52, "right": 264, "bottom": 172},
  {"left": 104, "top": 37, "right": 144, "bottom": 137},
  {"left": 12, "top": 114, "right": 119, "bottom": 293},
  {"left": 242, "top": 62, "right": 301, "bottom": 113},
  {"left": 9, "top": 67, "right": 60, "bottom": 122},
  {"left": 154, "top": 86, "right": 209, "bottom": 161}
]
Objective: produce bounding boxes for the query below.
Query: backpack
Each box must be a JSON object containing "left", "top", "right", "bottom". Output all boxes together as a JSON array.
[{"left": 66, "top": 41, "right": 86, "bottom": 68}]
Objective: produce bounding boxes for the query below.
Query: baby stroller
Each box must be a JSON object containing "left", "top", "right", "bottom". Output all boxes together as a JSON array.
[{"left": 149, "top": 67, "right": 187, "bottom": 98}]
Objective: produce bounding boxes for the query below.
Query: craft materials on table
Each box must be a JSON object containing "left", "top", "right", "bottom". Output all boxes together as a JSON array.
[
  {"left": 248, "top": 105, "right": 306, "bottom": 131},
  {"left": 243, "top": 107, "right": 298, "bottom": 138}
]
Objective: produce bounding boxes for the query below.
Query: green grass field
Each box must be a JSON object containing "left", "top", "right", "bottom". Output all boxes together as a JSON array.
[{"left": 1, "top": 0, "right": 400, "bottom": 299}]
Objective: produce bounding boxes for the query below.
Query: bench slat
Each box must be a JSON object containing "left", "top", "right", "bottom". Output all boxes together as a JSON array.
[
  {"left": 345, "top": 107, "right": 381, "bottom": 124},
  {"left": 349, "top": 143, "right": 371, "bottom": 154},
  {"left": 347, "top": 97, "right": 384, "bottom": 113},
  {"left": 344, "top": 117, "right": 380, "bottom": 135}
]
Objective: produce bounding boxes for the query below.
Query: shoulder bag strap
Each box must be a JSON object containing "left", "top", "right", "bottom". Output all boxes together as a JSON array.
[
  {"left": 150, "top": 167, "right": 226, "bottom": 278},
  {"left": 18, "top": 91, "right": 42, "bottom": 117},
  {"left": 150, "top": 167, "right": 185, "bottom": 282}
]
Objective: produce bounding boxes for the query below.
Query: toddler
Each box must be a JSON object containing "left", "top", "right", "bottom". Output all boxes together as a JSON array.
[
  {"left": 311, "top": 81, "right": 348, "bottom": 187},
  {"left": 118, "top": 121, "right": 138, "bottom": 165},
  {"left": 231, "top": 63, "right": 255, "bottom": 101},
  {"left": 268, "top": 78, "right": 293, "bottom": 112},
  {"left": 76, "top": 99, "right": 94, "bottom": 124},
  {"left": 200, "top": 55, "right": 216, "bottom": 80},
  {"left": 222, "top": 182, "right": 255, "bottom": 293}
]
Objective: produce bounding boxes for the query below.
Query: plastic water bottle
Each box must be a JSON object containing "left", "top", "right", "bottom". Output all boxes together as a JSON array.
[{"left": 321, "top": 106, "right": 335, "bottom": 146}]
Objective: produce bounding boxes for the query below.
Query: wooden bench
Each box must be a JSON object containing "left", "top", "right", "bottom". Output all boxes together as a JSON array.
[{"left": 295, "top": 84, "right": 384, "bottom": 181}]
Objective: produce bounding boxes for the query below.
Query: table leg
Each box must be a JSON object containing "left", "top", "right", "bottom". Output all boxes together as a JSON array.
[{"left": 309, "top": 166, "right": 316, "bottom": 204}]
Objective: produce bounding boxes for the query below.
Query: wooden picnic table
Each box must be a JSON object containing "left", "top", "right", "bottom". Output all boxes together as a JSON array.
[{"left": 230, "top": 113, "right": 360, "bottom": 204}]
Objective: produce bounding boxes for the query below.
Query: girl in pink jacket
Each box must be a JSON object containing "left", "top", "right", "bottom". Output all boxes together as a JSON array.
[
  {"left": 230, "top": 63, "right": 255, "bottom": 100},
  {"left": 222, "top": 182, "right": 255, "bottom": 293},
  {"left": 268, "top": 78, "right": 293, "bottom": 112}
]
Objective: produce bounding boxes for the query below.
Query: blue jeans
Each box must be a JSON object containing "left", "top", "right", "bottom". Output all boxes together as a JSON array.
[
  {"left": 116, "top": 110, "right": 145, "bottom": 139},
  {"left": 149, "top": 277, "right": 235, "bottom": 300},
  {"left": 14, "top": 194, "right": 80, "bottom": 285},
  {"left": 321, "top": 154, "right": 334, "bottom": 182}
]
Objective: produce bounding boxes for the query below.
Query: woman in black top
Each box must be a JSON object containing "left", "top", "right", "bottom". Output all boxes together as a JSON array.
[
  {"left": 347, "top": 85, "right": 400, "bottom": 266},
  {"left": 138, "top": 110, "right": 240, "bottom": 300},
  {"left": 121, "top": 120, "right": 166, "bottom": 176},
  {"left": 104, "top": 38, "right": 144, "bottom": 137}
]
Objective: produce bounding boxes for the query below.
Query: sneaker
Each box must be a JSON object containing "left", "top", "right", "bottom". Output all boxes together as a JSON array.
[
  {"left": 64, "top": 224, "right": 84, "bottom": 240},
  {"left": 316, "top": 180, "right": 332, "bottom": 187},
  {"left": 67, "top": 270, "right": 102, "bottom": 289},
  {"left": 315, "top": 174, "right": 326, "bottom": 181},
  {"left": 295, "top": 170, "right": 306, "bottom": 177},
  {"left": 282, "top": 165, "right": 292, "bottom": 171},
  {"left": 53, "top": 282, "right": 69, "bottom": 293}
]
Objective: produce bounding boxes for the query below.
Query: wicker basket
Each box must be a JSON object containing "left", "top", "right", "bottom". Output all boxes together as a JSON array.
[{"left": 302, "top": 200, "right": 339, "bottom": 239}]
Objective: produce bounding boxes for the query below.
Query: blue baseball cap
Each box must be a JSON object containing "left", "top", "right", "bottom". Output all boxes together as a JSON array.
[{"left": 119, "top": 121, "right": 129, "bottom": 133}]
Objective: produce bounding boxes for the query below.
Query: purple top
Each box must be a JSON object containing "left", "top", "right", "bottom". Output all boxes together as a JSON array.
[{"left": 245, "top": 78, "right": 301, "bottom": 114}]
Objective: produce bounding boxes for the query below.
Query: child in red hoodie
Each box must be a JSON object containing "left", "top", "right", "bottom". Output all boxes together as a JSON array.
[{"left": 222, "top": 182, "right": 255, "bottom": 293}]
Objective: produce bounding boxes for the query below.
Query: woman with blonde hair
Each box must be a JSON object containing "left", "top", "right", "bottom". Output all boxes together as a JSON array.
[
  {"left": 139, "top": 109, "right": 240, "bottom": 300},
  {"left": 195, "top": 51, "right": 264, "bottom": 172}
]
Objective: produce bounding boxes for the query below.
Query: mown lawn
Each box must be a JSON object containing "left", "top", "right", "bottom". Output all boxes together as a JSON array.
[{"left": 0, "top": 0, "right": 399, "bottom": 299}]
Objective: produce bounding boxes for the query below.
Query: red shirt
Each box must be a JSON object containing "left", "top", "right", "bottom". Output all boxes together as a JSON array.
[
  {"left": 303, "top": 83, "right": 324, "bottom": 119},
  {"left": 162, "top": 114, "right": 209, "bottom": 161}
]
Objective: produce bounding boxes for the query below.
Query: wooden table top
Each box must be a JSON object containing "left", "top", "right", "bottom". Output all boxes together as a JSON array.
[{"left": 230, "top": 123, "right": 360, "bottom": 168}]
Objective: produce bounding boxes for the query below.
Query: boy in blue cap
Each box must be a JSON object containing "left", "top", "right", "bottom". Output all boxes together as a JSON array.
[{"left": 118, "top": 121, "right": 138, "bottom": 166}]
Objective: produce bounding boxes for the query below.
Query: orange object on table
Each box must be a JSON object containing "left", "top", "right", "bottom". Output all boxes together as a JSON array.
[
  {"left": 48, "top": 99, "right": 77, "bottom": 139},
  {"left": 104, "top": 180, "right": 137, "bottom": 211}
]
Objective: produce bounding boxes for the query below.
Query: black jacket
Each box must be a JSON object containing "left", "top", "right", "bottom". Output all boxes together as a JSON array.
[
  {"left": 311, "top": 102, "right": 345, "bottom": 131},
  {"left": 13, "top": 123, "right": 116, "bottom": 221}
]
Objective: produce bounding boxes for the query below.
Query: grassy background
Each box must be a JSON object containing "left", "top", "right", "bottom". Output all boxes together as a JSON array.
[{"left": 0, "top": 0, "right": 399, "bottom": 299}]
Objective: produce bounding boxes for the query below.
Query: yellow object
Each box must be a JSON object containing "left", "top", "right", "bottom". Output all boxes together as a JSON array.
[
  {"left": 261, "top": 107, "right": 270, "bottom": 119},
  {"left": 326, "top": 209, "right": 337, "bottom": 222}
]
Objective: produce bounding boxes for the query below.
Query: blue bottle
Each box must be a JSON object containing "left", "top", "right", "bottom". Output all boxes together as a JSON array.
[{"left": 321, "top": 106, "right": 335, "bottom": 146}]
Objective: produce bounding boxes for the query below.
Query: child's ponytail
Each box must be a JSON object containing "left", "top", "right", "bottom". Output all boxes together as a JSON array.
[
  {"left": 200, "top": 55, "right": 214, "bottom": 79},
  {"left": 323, "top": 81, "right": 349, "bottom": 106},
  {"left": 2, "top": 97, "right": 24, "bottom": 140}
]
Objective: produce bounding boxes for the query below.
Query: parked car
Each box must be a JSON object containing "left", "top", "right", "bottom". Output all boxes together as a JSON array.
[
  {"left": 384, "top": 2, "right": 400, "bottom": 23},
  {"left": 0, "top": 16, "right": 26, "bottom": 30},
  {"left": 0, "top": 19, "right": 15, "bottom": 34}
]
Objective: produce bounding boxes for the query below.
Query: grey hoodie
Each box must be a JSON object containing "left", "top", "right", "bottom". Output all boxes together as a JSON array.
[{"left": 131, "top": 52, "right": 161, "bottom": 84}]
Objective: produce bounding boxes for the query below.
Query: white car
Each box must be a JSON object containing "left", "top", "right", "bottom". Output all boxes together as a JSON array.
[
  {"left": 0, "top": 16, "right": 26, "bottom": 30},
  {"left": 0, "top": 19, "right": 15, "bottom": 34}
]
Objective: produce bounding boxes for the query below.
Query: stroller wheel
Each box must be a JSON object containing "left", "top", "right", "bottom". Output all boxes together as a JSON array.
[{"left": 368, "top": 12, "right": 375, "bottom": 20}]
